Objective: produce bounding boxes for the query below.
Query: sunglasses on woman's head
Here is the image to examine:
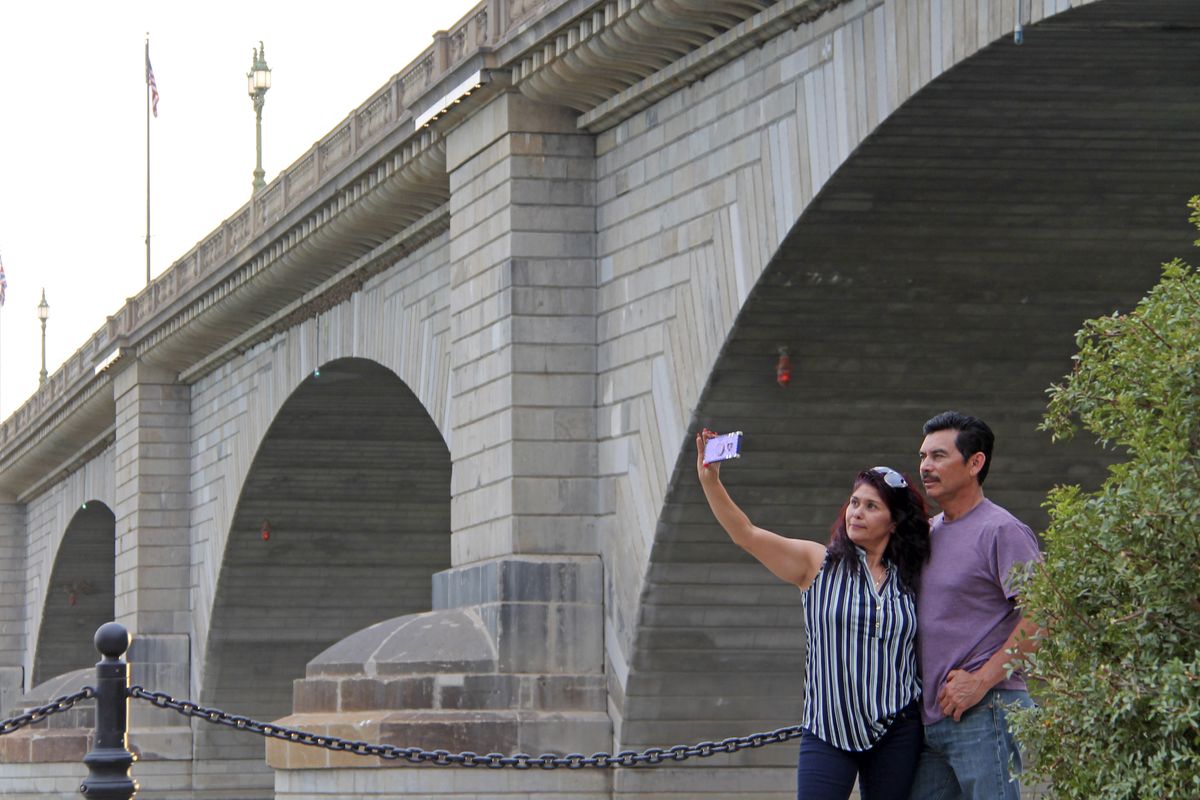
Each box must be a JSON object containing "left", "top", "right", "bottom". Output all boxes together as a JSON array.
[{"left": 871, "top": 466, "right": 908, "bottom": 489}]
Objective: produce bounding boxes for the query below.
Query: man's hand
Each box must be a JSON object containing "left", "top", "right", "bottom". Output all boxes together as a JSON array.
[
  {"left": 938, "top": 616, "right": 1042, "bottom": 722},
  {"left": 938, "top": 669, "right": 989, "bottom": 721}
]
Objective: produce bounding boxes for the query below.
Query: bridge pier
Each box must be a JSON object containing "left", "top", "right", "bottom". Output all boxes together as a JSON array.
[
  {"left": 445, "top": 90, "right": 602, "bottom": 563},
  {"left": 112, "top": 362, "right": 191, "bottom": 637},
  {"left": 268, "top": 91, "right": 613, "bottom": 793},
  {"left": 444, "top": 88, "right": 607, "bottom": 750},
  {"left": 111, "top": 363, "right": 196, "bottom": 786},
  {"left": 0, "top": 502, "right": 26, "bottom": 717}
]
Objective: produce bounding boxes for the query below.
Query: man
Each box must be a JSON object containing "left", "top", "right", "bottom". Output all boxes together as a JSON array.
[{"left": 909, "top": 411, "right": 1042, "bottom": 800}]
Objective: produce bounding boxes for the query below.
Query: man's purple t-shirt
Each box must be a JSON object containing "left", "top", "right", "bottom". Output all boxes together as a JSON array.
[{"left": 917, "top": 498, "right": 1041, "bottom": 725}]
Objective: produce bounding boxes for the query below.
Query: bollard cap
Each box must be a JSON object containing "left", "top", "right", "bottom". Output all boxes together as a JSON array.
[{"left": 94, "top": 622, "right": 132, "bottom": 658}]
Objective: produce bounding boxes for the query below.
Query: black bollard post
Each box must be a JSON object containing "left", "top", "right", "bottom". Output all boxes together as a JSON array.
[{"left": 79, "top": 622, "right": 138, "bottom": 798}]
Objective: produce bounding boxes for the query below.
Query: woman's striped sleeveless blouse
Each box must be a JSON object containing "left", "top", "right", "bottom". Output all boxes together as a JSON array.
[{"left": 800, "top": 549, "right": 920, "bottom": 751}]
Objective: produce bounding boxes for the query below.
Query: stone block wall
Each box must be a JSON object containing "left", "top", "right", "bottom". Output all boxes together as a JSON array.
[{"left": 0, "top": 503, "right": 27, "bottom": 696}]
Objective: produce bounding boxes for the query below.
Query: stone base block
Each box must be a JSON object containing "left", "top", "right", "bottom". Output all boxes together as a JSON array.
[
  {"left": 186, "top": 755, "right": 274, "bottom": 799},
  {"left": 128, "top": 634, "right": 190, "bottom": 730},
  {"left": 0, "top": 728, "right": 89, "bottom": 763},
  {"left": 0, "top": 760, "right": 86, "bottom": 799},
  {"left": 0, "top": 666, "right": 22, "bottom": 718},
  {"left": 274, "top": 764, "right": 613, "bottom": 799},
  {"left": 613, "top": 765, "right": 797, "bottom": 798},
  {"left": 267, "top": 708, "right": 611, "bottom": 770},
  {"left": 130, "top": 725, "right": 194, "bottom": 760}
]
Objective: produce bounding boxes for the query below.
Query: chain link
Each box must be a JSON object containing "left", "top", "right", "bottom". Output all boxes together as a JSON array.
[
  {"left": 129, "top": 686, "right": 804, "bottom": 768},
  {"left": 0, "top": 688, "right": 95, "bottom": 736}
]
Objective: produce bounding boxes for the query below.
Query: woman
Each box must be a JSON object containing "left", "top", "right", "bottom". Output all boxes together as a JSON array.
[{"left": 696, "top": 429, "right": 930, "bottom": 800}]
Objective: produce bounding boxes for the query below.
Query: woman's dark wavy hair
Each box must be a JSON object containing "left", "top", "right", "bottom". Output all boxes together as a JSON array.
[{"left": 826, "top": 468, "right": 931, "bottom": 595}]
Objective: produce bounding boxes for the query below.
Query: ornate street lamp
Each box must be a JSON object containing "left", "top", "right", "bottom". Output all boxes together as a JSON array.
[
  {"left": 247, "top": 42, "right": 272, "bottom": 193},
  {"left": 37, "top": 289, "right": 49, "bottom": 386}
]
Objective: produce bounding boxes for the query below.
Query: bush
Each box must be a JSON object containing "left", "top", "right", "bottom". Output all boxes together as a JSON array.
[{"left": 1008, "top": 198, "right": 1200, "bottom": 799}]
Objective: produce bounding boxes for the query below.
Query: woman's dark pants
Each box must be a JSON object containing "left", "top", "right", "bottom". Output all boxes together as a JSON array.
[{"left": 796, "top": 703, "right": 923, "bottom": 800}]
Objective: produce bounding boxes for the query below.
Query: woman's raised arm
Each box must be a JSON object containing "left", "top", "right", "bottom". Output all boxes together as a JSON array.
[{"left": 696, "top": 431, "right": 825, "bottom": 589}]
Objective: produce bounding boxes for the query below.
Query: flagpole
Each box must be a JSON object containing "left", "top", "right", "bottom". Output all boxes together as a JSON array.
[{"left": 145, "top": 34, "right": 152, "bottom": 286}]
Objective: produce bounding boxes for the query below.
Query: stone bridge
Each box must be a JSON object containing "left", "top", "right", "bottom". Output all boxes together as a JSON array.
[{"left": 1, "top": 0, "right": 1197, "bottom": 797}]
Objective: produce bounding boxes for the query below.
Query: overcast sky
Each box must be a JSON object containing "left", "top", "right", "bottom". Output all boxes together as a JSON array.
[{"left": 0, "top": 0, "right": 480, "bottom": 419}]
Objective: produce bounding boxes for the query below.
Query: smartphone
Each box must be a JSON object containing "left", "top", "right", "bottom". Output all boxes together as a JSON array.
[{"left": 703, "top": 431, "right": 743, "bottom": 464}]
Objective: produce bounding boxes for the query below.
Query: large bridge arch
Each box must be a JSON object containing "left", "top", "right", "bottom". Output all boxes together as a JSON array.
[
  {"left": 196, "top": 356, "right": 451, "bottom": 782},
  {"left": 189, "top": 235, "right": 453, "bottom": 689},
  {"left": 32, "top": 502, "right": 116, "bottom": 686},
  {"left": 19, "top": 446, "right": 115, "bottom": 694},
  {"left": 614, "top": 0, "right": 1200, "bottom": 787}
]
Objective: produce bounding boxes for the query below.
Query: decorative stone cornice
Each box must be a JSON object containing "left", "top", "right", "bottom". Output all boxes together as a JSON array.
[
  {"left": 510, "top": 0, "right": 836, "bottom": 115},
  {"left": 177, "top": 204, "right": 452, "bottom": 386},
  {"left": 577, "top": 0, "right": 849, "bottom": 130},
  {"left": 498, "top": 0, "right": 853, "bottom": 130},
  {"left": 0, "top": 380, "right": 113, "bottom": 504},
  {"left": 128, "top": 131, "right": 450, "bottom": 372}
]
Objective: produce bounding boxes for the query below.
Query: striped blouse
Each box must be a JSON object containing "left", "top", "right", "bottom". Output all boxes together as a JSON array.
[{"left": 800, "top": 548, "right": 920, "bottom": 751}]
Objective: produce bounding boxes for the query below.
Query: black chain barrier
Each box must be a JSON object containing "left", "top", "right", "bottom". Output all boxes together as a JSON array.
[
  {"left": 129, "top": 685, "right": 804, "bottom": 769},
  {"left": 0, "top": 688, "right": 94, "bottom": 736}
]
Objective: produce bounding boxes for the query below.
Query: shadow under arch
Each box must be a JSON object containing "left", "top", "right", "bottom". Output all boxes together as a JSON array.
[
  {"left": 620, "top": 0, "right": 1200, "bottom": 773},
  {"left": 34, "top": 502, "right": 115, "bottom": 686},
  {"left": 199, "top": 357, "right": 451, "bottom": 774}
]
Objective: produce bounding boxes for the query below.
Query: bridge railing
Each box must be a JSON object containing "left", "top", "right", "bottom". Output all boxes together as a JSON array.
[{"left": 0, "top": 622, "right": 805, "bottom": 797}]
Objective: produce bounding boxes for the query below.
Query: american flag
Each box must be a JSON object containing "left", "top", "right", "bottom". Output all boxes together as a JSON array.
[
  {"left": 146, "top": 50, "right": 159, "bottom": 117},
  {"left": 0, "top": 253, "right": 7, "bottom": 307}
]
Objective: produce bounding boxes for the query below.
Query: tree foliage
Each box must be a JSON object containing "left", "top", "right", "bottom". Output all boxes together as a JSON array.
[{"left": 1008, "top": 198, "right": 1200, "bottom": 799}]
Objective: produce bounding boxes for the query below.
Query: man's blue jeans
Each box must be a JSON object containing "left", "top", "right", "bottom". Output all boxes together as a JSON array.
[{"left": 908, "top": 689, "right": 1034, "bottom": 800}]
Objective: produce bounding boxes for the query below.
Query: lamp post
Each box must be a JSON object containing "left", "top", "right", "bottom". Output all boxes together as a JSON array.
[
  {"left": 37, "top": 289, "right": 49, "bottom": 386},
  {"left": 247, "top": 42, "right": 272, "bottom": 193}
]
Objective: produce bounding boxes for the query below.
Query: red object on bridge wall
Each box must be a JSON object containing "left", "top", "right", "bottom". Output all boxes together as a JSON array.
[
  {"left": 776, "top": 349, "right": 791, "bottom": 387},
  {"left": 261, "top": 520, "right": 271, "bottom": 541}
]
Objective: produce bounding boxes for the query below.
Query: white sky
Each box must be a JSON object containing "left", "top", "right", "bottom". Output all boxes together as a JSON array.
[{"left": 0, "top": 0, "right": 481, "bottom": 419}]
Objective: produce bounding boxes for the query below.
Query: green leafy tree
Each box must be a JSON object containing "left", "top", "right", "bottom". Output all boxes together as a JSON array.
[{"left": 1009, "top": 198, "right": 1200, "bottom": 799}]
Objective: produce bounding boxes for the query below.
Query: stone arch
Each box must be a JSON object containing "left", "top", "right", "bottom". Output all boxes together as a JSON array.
[
  {"left": 33, "top": 502, "right": 115, "bottom": 686},
  {"left": 198, "top": 356, "right": 451, "bottom": 779},
  {"left": 619, "top": 0, "right": 1200, "bottom": 788},
  {"left": 189, "top": 233, "right": 454, "bottom": 684}
]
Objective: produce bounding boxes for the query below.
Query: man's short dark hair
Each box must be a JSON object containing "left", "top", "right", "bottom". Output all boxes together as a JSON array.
[{"left": 923, "top": 411, "right": 995, "bottom": 485}]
